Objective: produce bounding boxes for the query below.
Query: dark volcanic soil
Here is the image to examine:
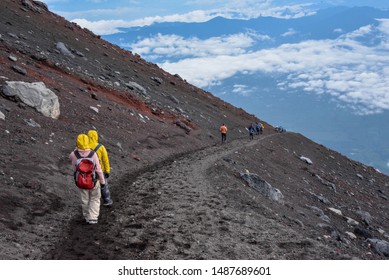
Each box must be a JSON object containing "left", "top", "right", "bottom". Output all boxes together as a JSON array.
[
  {"left": 45, "top": 133, "right": 389, "bottom": 260},
  {"left": 1, "top": 0, "right": 389, "bottom": 260}
]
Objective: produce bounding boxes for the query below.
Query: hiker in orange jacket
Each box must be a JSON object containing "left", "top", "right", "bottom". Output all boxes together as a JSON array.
[
  {"left": 219, "top": 124, "right": 228, "bottom": 144},
  {"left": 69, "top": 134, "right": 105, "bottom": 225},
  {"left": 88, "top": 129, "right": 113, "bottom": 207}
]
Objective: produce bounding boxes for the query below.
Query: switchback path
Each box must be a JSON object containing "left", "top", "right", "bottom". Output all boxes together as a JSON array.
[{"left": 48, "top": 133, "right": 336, "bottom": 259}]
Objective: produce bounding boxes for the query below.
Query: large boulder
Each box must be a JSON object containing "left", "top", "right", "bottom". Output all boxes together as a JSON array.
[
  {"left": 125, "top": 81, "right": 147, "bottom": 97},
  {"left": 368, "top": 239, "right": 389, "bottom": 257},
  {"left": 2, "top": 81, "right": 60, "bottom": 119},
  {"left": 240, "top": 172, "right": 284, "bottom": 204},
  {"left": 56, "top": 42, "right": 75, "bottom": 58}
]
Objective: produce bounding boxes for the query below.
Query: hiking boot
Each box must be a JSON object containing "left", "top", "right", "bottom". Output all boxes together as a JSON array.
[{"left": 103, "top": 200, "right": 113, "bottom": 207}]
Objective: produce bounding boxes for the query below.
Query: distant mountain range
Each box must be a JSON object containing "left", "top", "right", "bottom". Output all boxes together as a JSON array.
[
  {"left": 106, "top": 6, "right": 389, "bottom": 50},
  {"left": 103, "top": 6, "right": 389, "bottom": 174}
]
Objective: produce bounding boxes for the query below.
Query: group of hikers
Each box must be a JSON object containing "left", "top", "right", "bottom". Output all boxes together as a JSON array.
[
  {"left": 69, "top": 130, "right": 113, "bottom": 225},
  {"left": 219, "top": 121, "right": 264, "bottom": 144},
  {"left": 71, "top": 122, "right": 268, "bottom": 225}
]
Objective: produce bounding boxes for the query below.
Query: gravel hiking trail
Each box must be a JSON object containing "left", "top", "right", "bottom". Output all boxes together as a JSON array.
[{"left": 47, "top": 134, "right": 337, "bottom": 260}]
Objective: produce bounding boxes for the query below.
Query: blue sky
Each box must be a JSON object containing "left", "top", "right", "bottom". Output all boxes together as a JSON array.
[
  {"left": 42, "top": 0, "right": 389, "bottom": 35},
  {"left": 41, "top": 0, "right": 389, "bottom": 116}
]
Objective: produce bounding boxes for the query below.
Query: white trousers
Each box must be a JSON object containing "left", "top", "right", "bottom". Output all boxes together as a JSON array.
[{"left": 79, "top": 180, "right": 101, "bottom": 221}]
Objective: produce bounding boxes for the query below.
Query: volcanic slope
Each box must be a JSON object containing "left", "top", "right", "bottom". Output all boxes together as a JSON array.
[{"left": 0, "top": 0, "right": 388, "bottom": 260}]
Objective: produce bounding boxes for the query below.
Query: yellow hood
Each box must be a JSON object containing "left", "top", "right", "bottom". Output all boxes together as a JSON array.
[
  {"left": 87, "top": 130, "right": 98, "bottom": 146},
  {"left": 76, "top": 134, "right": 90, "bottom": 150}
]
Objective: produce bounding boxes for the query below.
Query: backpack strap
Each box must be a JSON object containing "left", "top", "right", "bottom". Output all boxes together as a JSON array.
[
  {"left": 87, "top": 150, "right": 95, "bottom": 158},
  {"left": 74, "top": 149, "right": 81, "bottom": 159},
  {"left": 74, "top": 150, "right": 95, "bottom": 159},
  {"left": 93, "top": 144, "right": 102, "bottom": 152}
]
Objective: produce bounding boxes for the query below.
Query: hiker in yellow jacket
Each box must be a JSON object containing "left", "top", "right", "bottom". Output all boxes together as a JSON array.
[
  {"left": 88, "top": 130, "right": 113, "bottom": 206},
  {"left": 69, "top": 134, "right": 105, "bottom": 224}
]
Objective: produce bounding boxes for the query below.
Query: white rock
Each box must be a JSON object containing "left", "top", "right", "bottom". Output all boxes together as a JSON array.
[
  {"left": 3, "top": 81, "right": 60, "bottom": 119},
  {"left": 346, "top": 217, "right": 359, "bottom": 226},
  {"left": 328, "top": 207, "right": 342, "bottom": 216},
  {"left": 300, "top": 156, "right": 313, "bottom": 164},
  {"left": 8, "top": 55, "right": 17, "bottom": 62},
  {"left": 90, "top": 106, "right": 99, "bottom": 113},
  {"left": 346, "top": 231, "right": 357, "bottom": 239}
]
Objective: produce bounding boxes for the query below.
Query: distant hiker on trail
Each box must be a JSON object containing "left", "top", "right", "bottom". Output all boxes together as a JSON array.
[
  {"left": 256, "top": 122, "right": 264, "bottom": 135},
  {"left": 275, "top": 126, "right": 286, "bottom": 133},
  {"left": 69, "top": 134, "right": 105, "bottom": 225},
  {"left": 248, "top": 123, "right": 255, "bottom": 140},
  {"left": 219, "top": 123, "right": 228, "bottom": 144},
  {"left": 88, "top": 130, "right": 113, "bottom": 207}
]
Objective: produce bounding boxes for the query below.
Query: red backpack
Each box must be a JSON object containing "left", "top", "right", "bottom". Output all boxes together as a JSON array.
[{"left": 74, "top": 150, "right": 96, "bottom": 189}]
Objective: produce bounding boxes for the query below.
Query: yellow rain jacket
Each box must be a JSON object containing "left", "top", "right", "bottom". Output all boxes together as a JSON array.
[{"left": 87, "top": 130, "right": 110, "bottom": 175}]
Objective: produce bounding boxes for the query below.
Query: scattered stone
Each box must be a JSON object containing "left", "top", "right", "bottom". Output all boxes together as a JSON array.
[
  {"left": 32, "top": 1, "right": 48, "bottom": 11},
  {"left": 240, "top": 172, "right": 284, "bottom": 204},
  {"left": 0, "top": 110, "right": 5, "bottom": 121},
  {"left": 22, "top": 0, "right": 47, "bottom": 13},
  {"left": 368, "top": 239, "right": 389, "bottom": 257},
  {"left": 90, "top": 106, "right": 99, "bottom": 113},
  {"left": 30, "top": 52, "right": 48, "bottom": 62},
  {"left": 75, "top": 50, "right": 85, "bottom": 57},
  {"left": 174, "top": 120, "right": 191, "bottom": 134},
  {"left": 300, "top": 156, "right": 313, "bottom": 164},
  {"left": 7, "top": 32, "right": 19, "bottom": 39},
  {"left": 24, "top": 118, "right": 41, "bottom": 128},
  {"left": 56, "top": 42, "right": 75, "bottom": 58},
  {"left": 315, "top": 174, "right": 336, "bottom": 192},
  {"left": 174, "top": 73, "right": 183, "bottom": 80},
  {"left": 317, "top": 223, "right": 334, "bottom": 233},
  {"left": 8, "top": 55, "right": 17, "bottom": 62},
  {"left": 126, "top": 81, "right": 147, "bottom": 96},
  {"left": 328, "top": 207, "right": 342, "bottom": 216},
  {"left": 377, "top": 189, "right": 388, "bottom": 200},
  {"left": 3, "top": 81, "right": 60, "bottom": 119},
  {"left": 12, "top": 65, "right": 27, "bottom": 75},
  {"left": 151, "top": 76, "right": 163, "bottom": 84},
  {"left": 356, "top": 173, "right": 364, "bottom": 180},
  {"left": 354, "top": 226, "right": 372, "bottom": 239},
  {"left": 309, "top": 191, "right": 330, "bottom": 204},
  {"left": 90, "top": 92, "right": 98, "bottom": 100},
  {"left": 168, "top": 95, "right": 180, "bottom": 104},
  {"left": 307, "top": 205, "right": 331, "bottom": 223},
  {"left": 345, "top": 231, "right": 357, "bottom": 240},
  {"left": 175, "top": 107, "right": 185, "bottom": 114},
  {"left": 356, "top": 210, "right": 372, "bottom": 226},
  {"left": 346, "top": 217, "right": 359, "bottom": 226}
]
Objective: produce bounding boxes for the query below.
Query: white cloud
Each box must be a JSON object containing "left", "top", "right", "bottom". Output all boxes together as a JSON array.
[
  {"left": 72, "top": 18, "right": 129, "bottom": 35},
  {"left": 282, "top": 28, "right": 298, "bottom": 37},
  {"left": 232, "top": 84, "right": 254, "bottom": 96},
  {"left": 344, "top": 24, "right": 373, "bottom": 39},
  {"left": 377, "top": 18, "right": 389, "bottom": 35},
  {"left": 69, "top": 2, "right": 316, "bottom": 35},
  {"left": 158, "top": 25, "right": 389, "bottom": 115},
  {"left": 127, "top": 33, "right": 259, "bottom": 58}
]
